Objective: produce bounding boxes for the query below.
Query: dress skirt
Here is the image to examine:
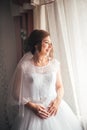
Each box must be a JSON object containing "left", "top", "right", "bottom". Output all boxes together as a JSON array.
[{"left": 11, "top": 100, "right": 82, "bottom": 130}]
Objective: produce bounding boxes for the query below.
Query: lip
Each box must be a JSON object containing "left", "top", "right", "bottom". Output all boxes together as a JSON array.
[{"left": 46, "top": 49, "right": 49, "bottom": 52}]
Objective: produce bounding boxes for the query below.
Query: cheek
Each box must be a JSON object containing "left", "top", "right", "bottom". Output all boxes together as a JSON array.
[
  {"left": 42, "top": 44, "right": 50, "bottom": 50},
  {"left": 42, "top": 44, "right": 48, "bottom": 48}
]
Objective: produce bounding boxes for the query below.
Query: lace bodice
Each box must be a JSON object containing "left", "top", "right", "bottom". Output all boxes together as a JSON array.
[{"left": 21, "top": 57, "right": 60, "bottom": 106}]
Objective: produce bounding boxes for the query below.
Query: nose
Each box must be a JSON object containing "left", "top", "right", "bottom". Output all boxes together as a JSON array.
[{"left": 48, "top": 43, "right": 52, "bottom": 48}]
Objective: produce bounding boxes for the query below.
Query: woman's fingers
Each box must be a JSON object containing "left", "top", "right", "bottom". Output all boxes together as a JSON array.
[
  {"left": 38, "top": 111, "right": 49, "bottom": 119},
  {"left": 54, "top": 109, "right": 57, "bottom": 116},
  {"left": 50, "top": 108, "right": 57, "bottom": 116},
  {"left": 47, "top": 101, "right": 58, "bottom": 116},
  {"left": 39, "top": 107, "right": 50, "bottom": 117},
  {"left": 48, "top": 104, "right": 55, "bottom": 112},
  {"left": 48, "top": 106, "right": 55, "bottom": 115},
  {"left": 39, "top": 108, "right": 49, "bottom": 115},
  {"left": 36, "top": 104, "right": 50, "bottom": 119},
  {"left": 35, "top": 103, "right": 58, "bottom": 119},
  {"left": 48, "top": 101, "right": 54, "bottom": 108}
]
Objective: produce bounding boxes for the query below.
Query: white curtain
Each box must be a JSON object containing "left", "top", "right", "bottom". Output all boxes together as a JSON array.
[
  {"left": 33, "top": 0, "right": 87, "bottom": 129},
  {"left": 45, "top": 0, "right": 80, "bottom": 114},
  {"left": 45, "top": 0, "right": 87, "bottom": 129}
]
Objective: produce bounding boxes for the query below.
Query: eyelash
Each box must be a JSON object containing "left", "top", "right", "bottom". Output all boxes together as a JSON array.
[
  {"left": 45, "top": 42, "right": 49, "bottom": 44},
  {"left": 44, "top": 42, "right": 52, "bottom": 44}
]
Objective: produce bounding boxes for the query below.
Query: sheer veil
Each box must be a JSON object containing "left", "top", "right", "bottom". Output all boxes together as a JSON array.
[{"left": 7, "top": 52, "right": 33, "bottom": 126}]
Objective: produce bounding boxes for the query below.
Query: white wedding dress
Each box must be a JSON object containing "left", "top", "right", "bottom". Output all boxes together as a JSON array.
[{"left": 10, "top": 53, "right": 83, "bottom": 130}]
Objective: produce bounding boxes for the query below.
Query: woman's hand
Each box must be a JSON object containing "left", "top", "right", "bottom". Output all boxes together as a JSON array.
[
  {"left": 34, "top": 104, "right": 50, "bottom": 119},
  {"left": 25, "top": 102, "right": 50, "bottom": 119},
  {"left": 47, "top": 98, "right": 59, "bottom": 116}
]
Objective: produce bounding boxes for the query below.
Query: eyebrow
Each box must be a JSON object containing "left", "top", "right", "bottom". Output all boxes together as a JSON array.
[{"left": 43, "top": 40, "right": 52, "bottom": 43}]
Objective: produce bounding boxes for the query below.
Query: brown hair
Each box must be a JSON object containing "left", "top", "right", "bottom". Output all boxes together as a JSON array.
[{"left": 24, "top": 29, "right": 53, "bottom": 58}]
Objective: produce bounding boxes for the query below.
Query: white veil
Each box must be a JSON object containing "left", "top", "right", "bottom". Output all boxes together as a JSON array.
[{"left": 7, "top": 52, "right": 33, "bottom": 126}]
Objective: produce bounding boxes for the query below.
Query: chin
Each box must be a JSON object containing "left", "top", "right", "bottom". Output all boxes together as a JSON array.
[{"left": 41, "top": 50, "right": 50, "bottom": 56}]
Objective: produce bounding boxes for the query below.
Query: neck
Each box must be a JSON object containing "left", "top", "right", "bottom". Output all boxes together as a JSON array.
[{"left": 33, "top": 53, "right": 49, "bottom": 66}]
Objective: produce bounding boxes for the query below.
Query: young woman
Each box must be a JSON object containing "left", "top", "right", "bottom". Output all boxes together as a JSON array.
[{"left": 8, "top": 29, "right": 83, "bottom": 130}]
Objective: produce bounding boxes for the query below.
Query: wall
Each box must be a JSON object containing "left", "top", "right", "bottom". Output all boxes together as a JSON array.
[{"left": 0, "top": 0, "right": 17, "bottom": 129}]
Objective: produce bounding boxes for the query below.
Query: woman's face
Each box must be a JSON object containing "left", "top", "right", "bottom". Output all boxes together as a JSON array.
[{"left": 40, "top": 36, "right": 52, "bottom": 56}]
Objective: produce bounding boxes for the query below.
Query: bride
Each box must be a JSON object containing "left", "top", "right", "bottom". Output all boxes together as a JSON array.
[{"left": 8, "top": 29, "right": 83, "bottom": 130}]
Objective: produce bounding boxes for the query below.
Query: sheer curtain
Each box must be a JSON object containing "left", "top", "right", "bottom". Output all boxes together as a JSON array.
[
  {"left": 45, "top": 0, "right": 87, "bottom": 129},
  {"left": 33, "top": 0, "right": 87, "bottom": 129},
  {"left": 45, "top": 0, "right": 80, "bottom": 115}
]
